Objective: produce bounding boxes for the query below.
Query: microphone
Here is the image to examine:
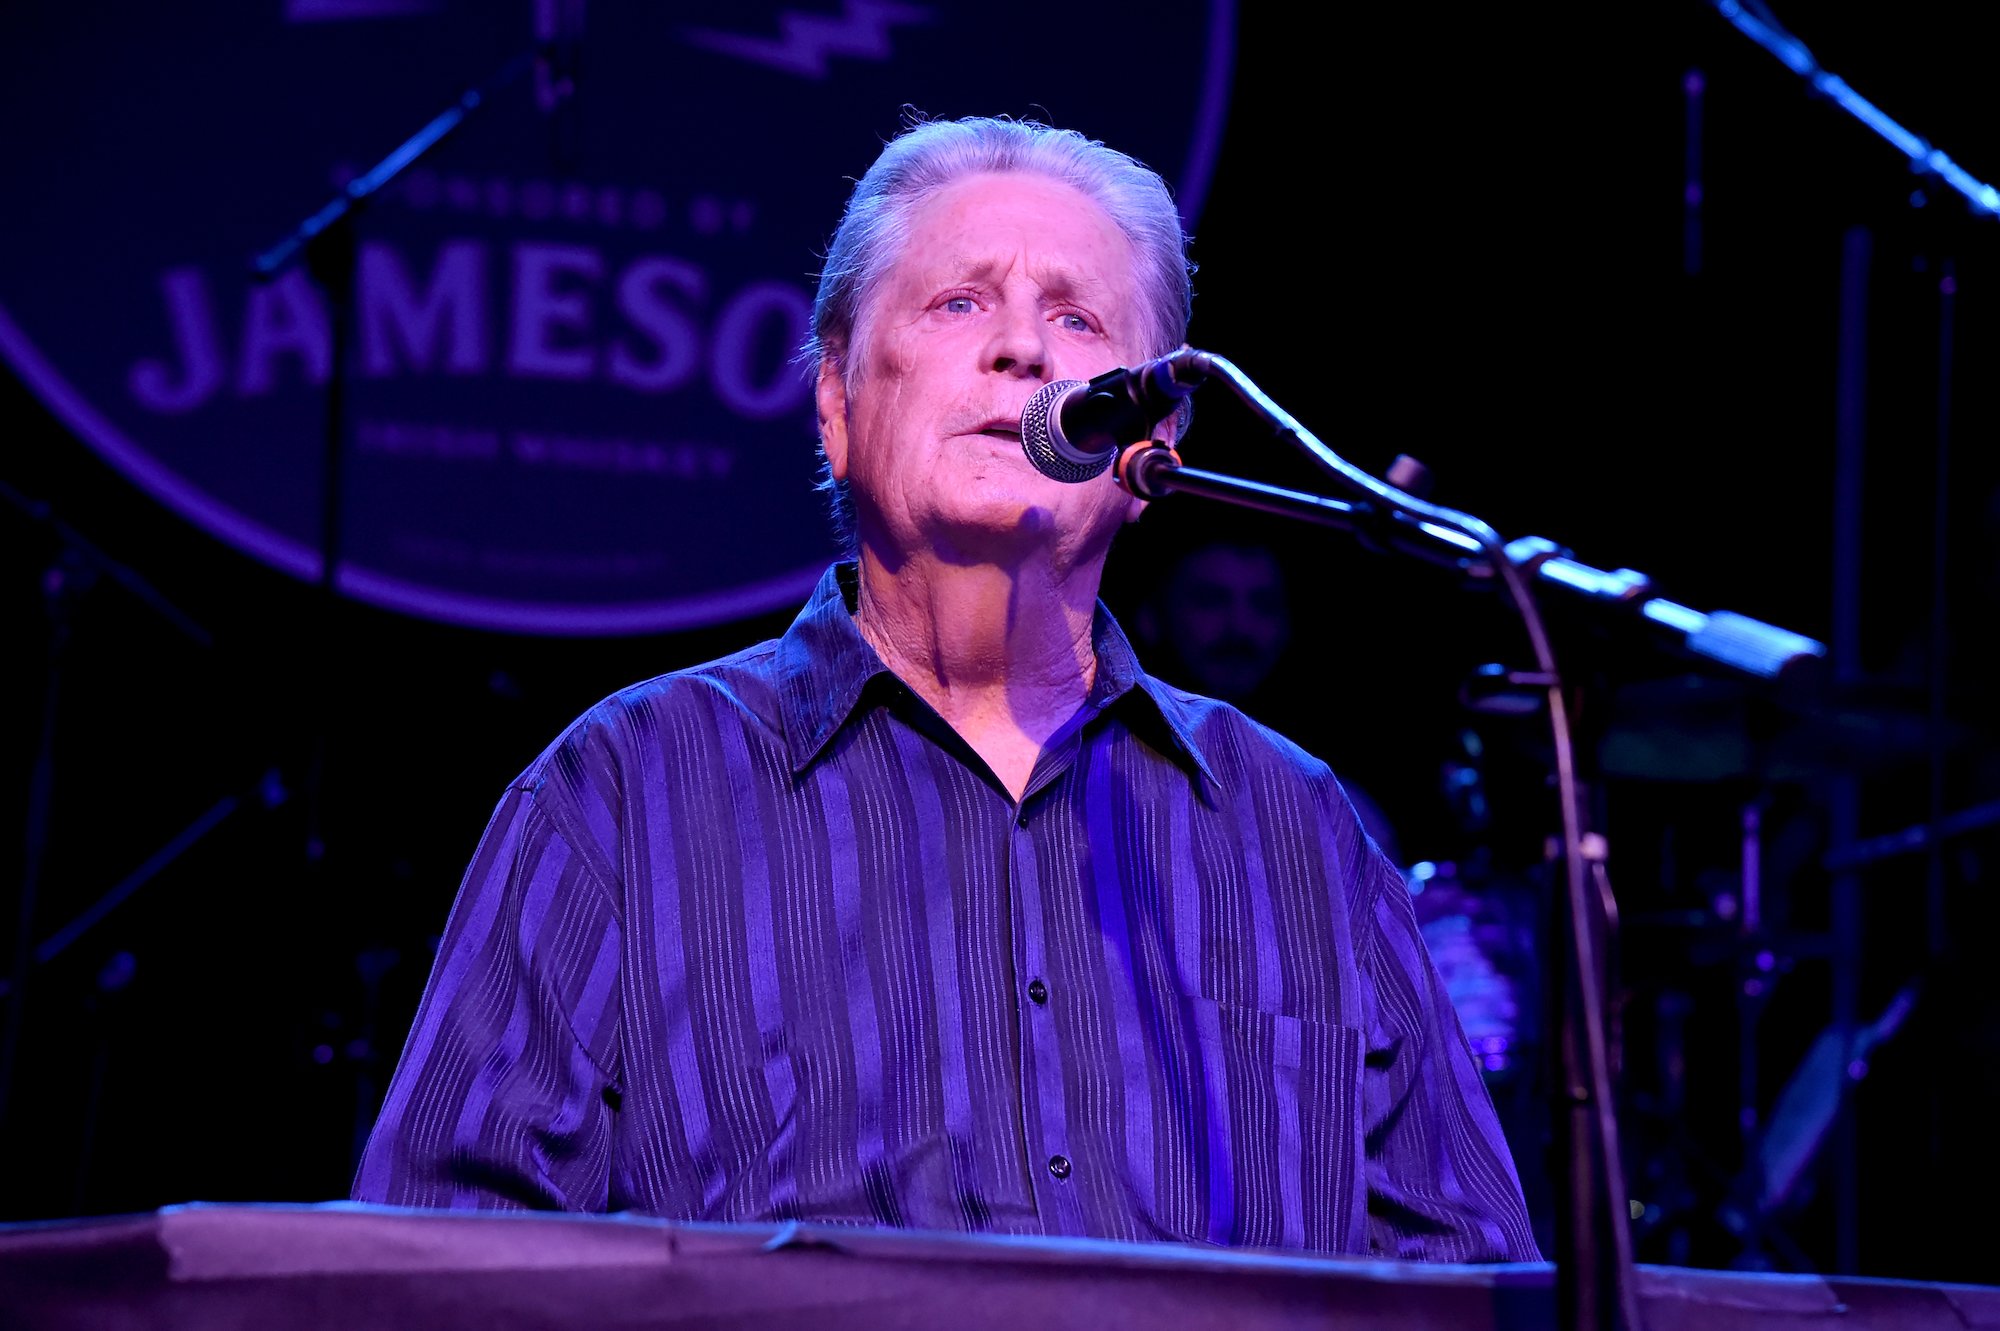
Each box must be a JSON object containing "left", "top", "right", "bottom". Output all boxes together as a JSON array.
[{"left": 1019, "top": 349, "right": 1209, "bottom": 483}]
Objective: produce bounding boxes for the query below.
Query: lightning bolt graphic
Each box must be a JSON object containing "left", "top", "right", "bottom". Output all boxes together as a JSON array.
[{"left": 684, "top": 2, "right": 933, "bottom": 80}]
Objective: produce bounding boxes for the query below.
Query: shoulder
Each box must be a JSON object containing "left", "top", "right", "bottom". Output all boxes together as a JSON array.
[
  {"left": 1143, "top": 675, "right": 1393, "bottom": 875},
  {"left": 517, "top": 637, "right": 786, "bottom": 795},
  {"left": 1143, "top": 675, "right": 1337, "bottom": 789},
  {"left": 487, "top": 638, "right": 786, "bottom": 886}
]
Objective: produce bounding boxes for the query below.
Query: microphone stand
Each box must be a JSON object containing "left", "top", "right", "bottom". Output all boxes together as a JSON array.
[
  {"left": 1118, "top": 351, "right": 1821, "bottom": 1331},
  {"left": 1707, "top": 0, "right": 2000, "bottom": 223},
  {"left": 1118, "top": 450, "right": 1822, "bottom": 682},
  {"left": 251, "top": 49, "right": 543, "bottom": 868}
]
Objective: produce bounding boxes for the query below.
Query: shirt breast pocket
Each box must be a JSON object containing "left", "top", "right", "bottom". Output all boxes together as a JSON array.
[
  {"left": 1179, "top": 994, "right": 1367, "bottom": 1250},
  {"left": 1184, "top": 992, "right": 1363, "bottom": 1071}
]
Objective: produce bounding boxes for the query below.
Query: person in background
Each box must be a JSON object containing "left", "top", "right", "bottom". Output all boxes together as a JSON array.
[{"left": 1127, "top": 521, "right": 1403, "bottom": 863}]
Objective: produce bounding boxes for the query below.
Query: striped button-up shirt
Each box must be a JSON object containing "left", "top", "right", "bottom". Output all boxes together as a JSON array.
[{"left": 355, "top": 564, "right": 1539, "bottom": 1261}]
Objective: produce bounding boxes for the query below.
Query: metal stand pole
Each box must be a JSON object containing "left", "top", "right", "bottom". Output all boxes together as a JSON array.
[
  {"left": 0, "top": 552, "right": 82, "bottom": 1135},
  {"left": 0, "top": 481, "right": 216, "bottom": 1137},
  {"left": 1827, "top": 223, "right": 1871, "bottom": 1275}
]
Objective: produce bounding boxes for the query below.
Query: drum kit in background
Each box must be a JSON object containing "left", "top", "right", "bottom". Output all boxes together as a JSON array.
[{"left": 1403, "top": 665, "right": 1982, "bottom": 1268}]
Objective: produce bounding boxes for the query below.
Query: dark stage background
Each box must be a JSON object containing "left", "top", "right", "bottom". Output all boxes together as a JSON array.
[{"left": 5, "top": 1, "right": 1998, "bottom": 1286}]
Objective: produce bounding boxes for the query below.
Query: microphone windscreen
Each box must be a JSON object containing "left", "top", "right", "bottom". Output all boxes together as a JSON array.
[{"left": 1019, "top": 379, "right": 1113, "bottom": 483}]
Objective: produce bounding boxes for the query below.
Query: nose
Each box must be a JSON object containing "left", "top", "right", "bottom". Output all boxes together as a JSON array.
[{"left": 984, "top": 301, "right": 1049, "bottom": 380}]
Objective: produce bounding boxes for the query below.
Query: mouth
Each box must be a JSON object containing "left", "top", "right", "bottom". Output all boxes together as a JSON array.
[{"left": 961, "top": 424, "right": 1026, "bottom": 455}]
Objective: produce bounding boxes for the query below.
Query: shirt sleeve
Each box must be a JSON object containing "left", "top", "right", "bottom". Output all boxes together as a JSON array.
[
  {"left": 1355, "top": 838, "right": 1543, "bottom": 1261},
  {"left": 352, "top": 781, "right": 624, "bottom": 1212}
]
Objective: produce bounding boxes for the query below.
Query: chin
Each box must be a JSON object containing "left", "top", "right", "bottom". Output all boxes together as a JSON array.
[
  {"left": 928, "top": 471, "right": 1058, "bottom": 527},
  {"left": 927, "top": 505, "right": 1058, "bottom": 558}
]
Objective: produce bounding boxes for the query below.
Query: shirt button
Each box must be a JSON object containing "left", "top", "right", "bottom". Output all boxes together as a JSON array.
[
  {"left": 1048, "top": 1154, "right": 1072, "bottom": 1180},
  {"left": 1016, "top": 810, "right": 1029, "bottom": 827},
  {"left": 1027, "top": 978, "right": 1048, "bottom": 1005}
]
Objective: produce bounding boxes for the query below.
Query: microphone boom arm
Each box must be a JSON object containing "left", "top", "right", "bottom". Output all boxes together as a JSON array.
[{"left": 1121, "top": 447, "right": 1824, "bottom": 682}]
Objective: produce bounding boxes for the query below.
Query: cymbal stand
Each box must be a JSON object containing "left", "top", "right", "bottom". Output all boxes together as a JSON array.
[
  {"left": 0, "top": 479, "right": 216, "bottom": 1136},
  {"left": 1713, "top": 0, "right": 2000, "bottom": 1271}
]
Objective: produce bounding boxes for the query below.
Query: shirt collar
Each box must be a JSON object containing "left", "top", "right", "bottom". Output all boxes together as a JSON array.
[
  {"left": 775, "top": 563, "right": 1216, "bottom": 789},
  {"left": 775, "top": 564, "right": 892, "bottom": 774}
]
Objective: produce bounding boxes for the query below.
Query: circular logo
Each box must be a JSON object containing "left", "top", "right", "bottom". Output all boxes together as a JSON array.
[{"left": 0, "top": 2, "right": 1233, "bottom": 633}]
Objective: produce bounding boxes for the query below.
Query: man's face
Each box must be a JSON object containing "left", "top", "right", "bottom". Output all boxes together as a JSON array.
[
  {"left": 1155, "top": 545, "right": 1291, "bottom": 701},
  {"left": 818, "top": 171, "right": 1152, "bottom": 568}
]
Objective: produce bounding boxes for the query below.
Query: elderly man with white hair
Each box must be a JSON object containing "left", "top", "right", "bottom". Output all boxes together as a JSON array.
[{"left": 355, "top": 116, "right": 1539, "bottom": 1263}]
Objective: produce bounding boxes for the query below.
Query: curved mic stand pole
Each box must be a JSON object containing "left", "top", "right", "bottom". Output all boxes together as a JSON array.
[{"left": 1124, "top": 351, "right": 1648, "bottom": 1331}]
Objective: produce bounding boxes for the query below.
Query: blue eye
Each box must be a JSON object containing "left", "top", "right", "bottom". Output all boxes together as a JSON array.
[
  {"left": 1058, "top": 312, "right": 1093, "bottom": 332},
  {"left": 943, "top": 296, "right": 976, "bottom": 314}
]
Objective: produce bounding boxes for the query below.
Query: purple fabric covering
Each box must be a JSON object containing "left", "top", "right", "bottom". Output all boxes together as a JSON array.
[
  {"left": 5, "top": 1206, "right": 1998, "bottom": 1331},
  {"left": 354, "top": 564, "right": 1537, "bottom": 1260}
]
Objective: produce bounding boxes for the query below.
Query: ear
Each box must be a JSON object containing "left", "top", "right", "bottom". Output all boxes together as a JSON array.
[
  {"left": 816, "top": 356, "right": 850, "bottom": 481},
  {"left": 1121, "top": 486, "right": 1149, "bottom": 525}
]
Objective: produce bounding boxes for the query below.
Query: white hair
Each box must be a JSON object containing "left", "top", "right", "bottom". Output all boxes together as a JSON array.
[{"left": 806, "top": 116, "right": 1195, "bottom": 552}]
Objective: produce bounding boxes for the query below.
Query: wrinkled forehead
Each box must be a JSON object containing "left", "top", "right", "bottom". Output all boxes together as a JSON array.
[
  {"left": 900, "top": 242, "right": 1130, "bottom": 307},
  {"left": 855, "top": 172, "right": 1144, "bottom": 339}
]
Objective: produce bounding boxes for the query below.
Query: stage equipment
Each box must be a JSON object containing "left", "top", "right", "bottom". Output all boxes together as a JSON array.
[
  {"left": 0, "top": 480, "right": 282, "bottom": 1142},
  {"left": 1031, "top": 348, "right": 1829, "bottom": 1331},
  {"left": 6, "top": 1204, "right": 1997, "bottom": 1331},
  {"left": 1405, "top": 859, "right": 1542, "bottom": 1169},
  {"left": 252, "top": 41, "right": 571, "bottom": 870},
  {"left": 1713, "top": 2, "right": 1998, "bottom": 1266},
  {"left": 1597, "top": 675, "right": 1946, "bottom": 785},
  {"left": 1710, "top": 1, "right": 2000, "bottom": 221},
  {"left": 1821, "top": 799, "right": 2000, "bottom": 874},
  {"left": 1019, "top": 350, "right": 1207, "bottom": 482},
  {"left": 1732, "top": 984, "right": 1918, "bottom": 1231}
]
